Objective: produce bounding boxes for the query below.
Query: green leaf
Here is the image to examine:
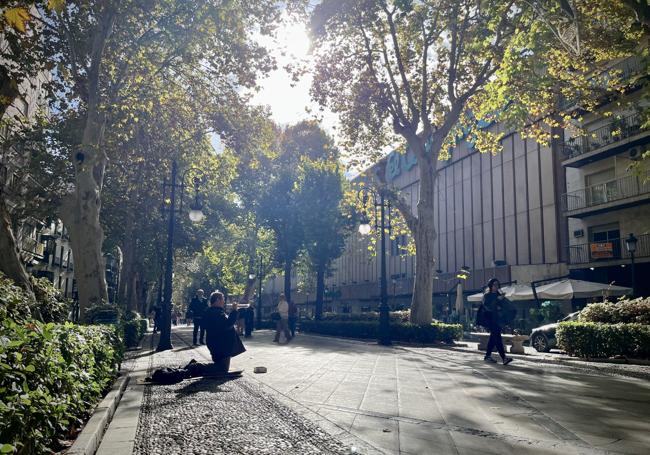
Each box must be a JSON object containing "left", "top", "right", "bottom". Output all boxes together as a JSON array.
[
  {"left": 0, "top": 444, "right": 15, "bottom": 453},
  {"left": 24, "top": 364, "right": 35, "bottom": 372}
]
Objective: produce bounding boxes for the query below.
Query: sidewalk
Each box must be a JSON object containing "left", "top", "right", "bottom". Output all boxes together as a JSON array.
[
  {"left": 96, "top": 328, "right": 380, "bottom": 455},
  {"left": 99, "top": 326, "right": 650, "bottom": 454}
]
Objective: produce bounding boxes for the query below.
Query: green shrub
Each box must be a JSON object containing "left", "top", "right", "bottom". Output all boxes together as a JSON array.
[
  {"left": 0, "top": 320, "right": 122, "bottom": 454},
  {"left": 557, "top": 321, "right": 650, "bottom": 359},
  {"left": 299, "top": 320, "right": 462, "bottom": 344},
  {"left": 579, "top": 297, "right": 650, "bottom": 324},
  {"left": 85, "top": 304, "right": 121, "bottom": 324},
  {"left": 530, "top": 300, "right": 565, "bottom": 325},
  {"left": 122, "top": 320, "right": 142, "bottom": 348},
  {"left": 320, "top": 310, "right": 411, "bottom": 323},
  {"left": 139, "top": 318, "right": 148, "bottom": 335},
  {"left": 30, "top": 277, "right": 72, "bottom": 323}
]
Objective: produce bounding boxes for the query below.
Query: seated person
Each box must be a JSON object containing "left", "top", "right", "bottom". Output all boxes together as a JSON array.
[{"left": 201, "top": 291, "right": 246, "bottom": 373}]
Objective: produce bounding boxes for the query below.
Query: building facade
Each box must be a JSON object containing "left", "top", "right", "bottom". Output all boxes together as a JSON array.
[{"left": 561, "top": 57, "right": 649, "bottom": 296}]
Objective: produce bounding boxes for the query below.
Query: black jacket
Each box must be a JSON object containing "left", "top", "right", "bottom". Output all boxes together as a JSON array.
[
  {"left": 202, "top": 307, "right": 246, "bottom": 359},
  {"left": 187, "top": 296, "right": 208, "bottom": 319},
  {"left": 482, "top": 292, "right": 515, "bottom": 328}
]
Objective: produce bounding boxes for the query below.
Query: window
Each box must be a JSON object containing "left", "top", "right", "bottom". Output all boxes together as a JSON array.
[
  {"left": 585, "top": 168, "right": 617, "bottom": 206},
  {"left": 589, "top": 223, "right": 621, "bottom": 260}
]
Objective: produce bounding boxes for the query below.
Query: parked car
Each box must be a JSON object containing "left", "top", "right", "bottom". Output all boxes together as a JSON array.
[{"left": 530, "top": 311, "right": 580, "bottom": 352}]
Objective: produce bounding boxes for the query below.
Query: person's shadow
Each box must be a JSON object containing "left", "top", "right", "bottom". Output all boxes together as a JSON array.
[{"left": 175, "top": 375, "right": 241, "bottom": 396}]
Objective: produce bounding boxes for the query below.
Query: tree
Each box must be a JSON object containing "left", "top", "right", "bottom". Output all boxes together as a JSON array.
[
  {"left": 297, "top": 158, "right": 351, "bottom": 320},
  {"left": 35, "top": 0, "right": 285, "bottom": 316},
  {"left": 310, "top": 0, "right": 525, "bottom": 324},
  {"left": 0, "top": 0, "right": 61, "bottom": 296}
]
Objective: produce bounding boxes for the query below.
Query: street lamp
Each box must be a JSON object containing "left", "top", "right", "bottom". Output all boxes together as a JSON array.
[
  {"left": 357, "top": 187, "right": 391, "bottom": 346},
  {"left": 625, "top": 233, "right": 638, "bottom": 296},
  {"left": 256, "top": 254, "right": 263, "bottom": 327},
  {"left": 157, "top": 160, "right": 205, "bottom": 352}
]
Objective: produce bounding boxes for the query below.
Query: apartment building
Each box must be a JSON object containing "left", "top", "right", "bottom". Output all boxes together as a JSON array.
[{"left": 561, "top": 58, "right": 649, "bottom": 296}]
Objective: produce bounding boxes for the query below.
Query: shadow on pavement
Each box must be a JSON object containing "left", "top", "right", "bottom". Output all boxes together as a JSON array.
[{"left": 175, "top": 376, "right": 240, "bottom": 396}]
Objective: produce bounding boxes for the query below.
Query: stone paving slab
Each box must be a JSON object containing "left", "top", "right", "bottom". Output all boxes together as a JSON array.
[
  {"left": 121, "top": 330, "right": 381, "bottom": 455},
  {"left": 226, "top": 329, "right": 650, "bottom": 455}
]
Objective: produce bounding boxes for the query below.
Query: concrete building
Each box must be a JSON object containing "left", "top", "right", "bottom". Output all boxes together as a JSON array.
[
  {"left": 262, "top": 121, "right": 570, "bottom": 319},
  {"left": 561, "top": 57, "right": 649, "bottom": 296},
  {"left": 261, "top": 56, "right": 647, "bottom": 318}
]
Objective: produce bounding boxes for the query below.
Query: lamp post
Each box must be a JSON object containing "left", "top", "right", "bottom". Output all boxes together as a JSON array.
[
  {"left": 357, "top": 187, "right": 391, "bottom": 346},
  {"left": 625, "top": 233, "right": 638, "bottom": 297},
  {"left": 256, "top": 254, "right": 263, "bottom": 327},
  {"left": 157, "top": 160, "right": 205, "bottom": 352}
]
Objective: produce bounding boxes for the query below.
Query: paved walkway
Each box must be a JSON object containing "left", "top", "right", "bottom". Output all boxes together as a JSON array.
[{"left": 100, "top": 326, "right": 650, "bottom": 454}]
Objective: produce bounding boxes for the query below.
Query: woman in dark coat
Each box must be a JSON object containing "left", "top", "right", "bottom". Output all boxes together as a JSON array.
[
  {"left": 201, "top": 291, "right": 246, "bottom": 373},
  {"left": 481, "top": 278, "right": 513, "bottom": 365}
]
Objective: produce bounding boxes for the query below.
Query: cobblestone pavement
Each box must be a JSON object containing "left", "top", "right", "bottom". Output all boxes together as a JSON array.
[{"left": 131, "top": 330, "right": 373, "bottom": 455}]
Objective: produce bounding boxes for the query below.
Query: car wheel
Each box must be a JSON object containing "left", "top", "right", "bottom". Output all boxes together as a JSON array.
[{"left": 532, "top": 333, "right": 549, "bottom": 352}]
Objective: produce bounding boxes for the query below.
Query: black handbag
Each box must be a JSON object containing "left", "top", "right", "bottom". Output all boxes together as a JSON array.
[{"left": 270, "top": 312, "right": 281, "bottom": 321}]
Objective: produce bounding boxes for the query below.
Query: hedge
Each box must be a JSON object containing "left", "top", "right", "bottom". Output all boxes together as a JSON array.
[
  {"left": 299, "top": 320, "right": 462, "bottom": 344},
  {"left": 0, "top": 320, "right": 123, "bottom": 454},
  {"left": 557, "top": 321, "right": 650, "bottom": 359},
  {"left": 579, "top": 297, "right": 650, "bottom": 325},
  {"left": 122, "top": 318, "right": 148, "bottom": 348}
]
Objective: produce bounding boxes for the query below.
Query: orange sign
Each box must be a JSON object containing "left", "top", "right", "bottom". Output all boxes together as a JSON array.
[{"left": 590, "top": 242, "right": 614, "bottom": 259}]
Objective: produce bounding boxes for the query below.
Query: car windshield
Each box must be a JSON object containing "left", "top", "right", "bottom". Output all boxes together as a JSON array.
[{"left": 561, "top": 312, "right": 580, "bottom": 322}]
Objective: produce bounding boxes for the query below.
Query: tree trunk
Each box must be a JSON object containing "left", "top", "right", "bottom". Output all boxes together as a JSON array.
[
  {"left": 284, "top": 260, "right": 292, "bottom": 302},
  {"left": 408, "top": 137, "right": 440, "bottom": 325},
  {"left": 0, "top": 196, "right": 34, "bottom": 299},
  {"left": 59, "top": 2, "right": 117, "bottom": 320},
  {"left": 315, "top": 264, "right": 325, "bottom": 320}
]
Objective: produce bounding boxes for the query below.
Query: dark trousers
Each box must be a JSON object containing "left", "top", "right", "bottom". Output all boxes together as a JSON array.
[
  {"left": 244, "top": 311, "right": 254, "bottom": 337},
  {"left": 274, "top": 319, "right": 291, "bottom": 342},
  {"left": 210, "top": 355, "right": 231, "bottom": 373},
  {"left": 288, "top": 317, "right": 297, "bottom": 337},
  {"left": 193, "top": 318, "right": 205, "bottom": 344},
  {"left": 486, "top": 325, "right": 506, "bottom": 360}
]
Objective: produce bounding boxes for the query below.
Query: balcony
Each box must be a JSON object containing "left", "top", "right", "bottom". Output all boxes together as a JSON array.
[
  {"left": 568, "top": 234, "right": 650, "bottom": 266},
  {"left": 559, "top": 56, "right": 646, "bottom": 112},
  {"left": 561, "top": 112, "right": 649, "bottom": 167},
  {"left": 562, "top": 173, "right": 650, "bottom": 217}
]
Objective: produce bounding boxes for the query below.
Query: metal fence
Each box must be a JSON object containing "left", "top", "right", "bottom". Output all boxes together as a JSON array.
[
  {"left": 562, "top": 173, "right": 650, "bottom": 212},
  {"left": 561, "top": 112, "right": 646, "bottom": 160},
  {"left": 568, "top": 233, "right": 650, "bottom": 265}
]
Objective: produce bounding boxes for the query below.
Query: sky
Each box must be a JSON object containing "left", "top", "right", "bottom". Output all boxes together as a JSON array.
[
  {"left": 211, "top": 17, "right": 335, "bottom": 154},
  {"left": 251, "top": 16, "right": 338, "bottom": 133}
]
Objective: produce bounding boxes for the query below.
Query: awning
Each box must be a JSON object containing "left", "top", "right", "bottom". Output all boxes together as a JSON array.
[
  {"left": 534, "top": 279, "right": 632, "bottom": 300},
  {"left": 467, "top": 284, "right": 535, "bottom": 302}
]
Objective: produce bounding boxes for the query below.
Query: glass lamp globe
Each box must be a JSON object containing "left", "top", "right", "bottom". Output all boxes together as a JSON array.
[
  {"left": 189, "top": 209, "right": 205, "bottom": 222},
  {"left": 358, "top": 223, "right": 372, "bottom": 235}
]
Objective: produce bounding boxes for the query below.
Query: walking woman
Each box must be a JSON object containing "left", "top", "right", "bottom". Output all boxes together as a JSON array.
[{"left": 479, "top": 278, "right": 513, "bottom": 365}]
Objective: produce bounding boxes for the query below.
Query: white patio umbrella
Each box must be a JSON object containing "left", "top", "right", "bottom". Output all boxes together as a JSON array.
[
  {"left": 467, "top": 284, "right": 535, "bottom": 302},
  {"left": 534, "top": 279, "right": 632, "bottom": 300}
]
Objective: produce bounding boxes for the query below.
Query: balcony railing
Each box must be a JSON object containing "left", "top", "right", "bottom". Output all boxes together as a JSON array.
[
  {"left": 562, "top": 173, "right": 650, "bottom": 213},
  {"left": 568, "top": 234, "right": 650, "bottom": 265},
  {"left": 559, "top": 56, "right": 646, "bottom": 111},
  {"left": 561, "top": 113, "right": 646, "bottom": 160}
]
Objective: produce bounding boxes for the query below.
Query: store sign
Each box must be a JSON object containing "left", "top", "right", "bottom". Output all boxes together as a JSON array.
[
  {"left": 590, "top": 242, "right": 614, "bottom": 259},
  {"left": 385, "top": 149, "right": 418, "bottom": 181}
]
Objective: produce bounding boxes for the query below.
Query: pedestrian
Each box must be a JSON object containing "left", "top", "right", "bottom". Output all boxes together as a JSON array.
[
  {"left": 244, "top": 303, "right": 254, "bottom": 338},
  {"left": 273, "top": 293, "right": 292, "bottom": 343},
  {"left": 288, "top": 299, "right": 298, "bottom": 338},
  {"left": 477, "top": 278, "right": 513, "bottom": 365},
  {"left": 201, "top": 290, "right": 246, "bottom": 373},
  {"left": 149, "top": 305, "right": 160, "bottom": 334},
  {"left": 186, "top": 289, "right": 208, "bottom": 345},
  {"left": 236, "top": 301, "right": 247, "bottom": 336}
]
